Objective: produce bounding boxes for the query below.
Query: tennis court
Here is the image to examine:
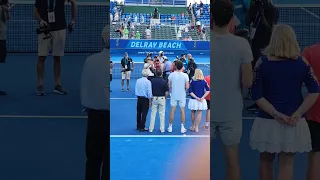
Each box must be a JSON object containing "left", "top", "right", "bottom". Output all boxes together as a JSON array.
[
  {"left": 0, "top": 1, "right": 107, "bottom": 180},
  {"left": 109, "top": 2, "right": 320, "bottom": 180}
]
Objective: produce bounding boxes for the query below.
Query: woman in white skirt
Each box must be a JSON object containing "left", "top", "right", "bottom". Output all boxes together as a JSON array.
[
  {"left": 250, "top": 24, "right": 320, "bottom": 180},
  {"left": 188, "top": 69, "right": 210, "bottom": 132}
]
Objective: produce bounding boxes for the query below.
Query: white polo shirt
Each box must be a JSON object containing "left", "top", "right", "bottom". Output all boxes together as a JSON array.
[{"left": 81, "top": 48, "right": 109, "bottom": 111}]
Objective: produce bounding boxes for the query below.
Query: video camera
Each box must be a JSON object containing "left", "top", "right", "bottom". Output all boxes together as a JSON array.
[{"left": 36, "top": 26, "right": 52, "bottom": 40}]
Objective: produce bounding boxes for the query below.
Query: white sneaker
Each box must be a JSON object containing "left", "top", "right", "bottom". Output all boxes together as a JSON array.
[
  {"left": 181, "top": 126, "right": 187, "bottom": 133},
  {"left": 167, "top": 126, "right": 172, "bottom": 133}
]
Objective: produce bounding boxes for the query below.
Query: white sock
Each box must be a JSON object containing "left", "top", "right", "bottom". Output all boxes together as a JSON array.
[
  {"left": 206, "top": 122, "right": 209, "bottom": 126},
  {"left": 181, "top": 123, "right": 184, "bottom": 127},
  {"left": 169, "top": 123, "right": 172, "bottom": 127}
]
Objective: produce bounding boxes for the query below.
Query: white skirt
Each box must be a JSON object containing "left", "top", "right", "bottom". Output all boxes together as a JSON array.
[
  {"left": 188, "top": 99, "right": 207, "bottom": 111},
  {"left": 250, "top": 117, "right": 311, "bottom": 153}
]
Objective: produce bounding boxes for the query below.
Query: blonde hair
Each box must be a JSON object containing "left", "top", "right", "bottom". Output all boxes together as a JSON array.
[
  {"left": 263, "top": 24, "right": 300, "bottom": 59},
  {"left": 193, "top": 69, "right": 204, "bottom": 80}
]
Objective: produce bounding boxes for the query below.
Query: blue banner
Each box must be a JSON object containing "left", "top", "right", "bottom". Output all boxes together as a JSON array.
[
  {"left": 126, "top": 40, "right": 187, "bottom": 50},
  {"left": 110, "top": 39, "right": 210, "bottom": 56}
]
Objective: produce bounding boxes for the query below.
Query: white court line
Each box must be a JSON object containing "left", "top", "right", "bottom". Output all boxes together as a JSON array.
[
  {"left": 110, "top": 97, "right": 186, "bottom": 100},
  {"left": 301, "top": 7, "right": 320, "bottom": 20},
  {"left": 0, "top": 115, "right": 254, "bottom": 120},
  {"left": 110, "top": 135, "right": 210, "bottom": 138},
  {"left": 275, "top": 4, "right": 320, "bottom": 8},
  {"left": 0, "top": 115, "right": 87, "bottom": 119}
]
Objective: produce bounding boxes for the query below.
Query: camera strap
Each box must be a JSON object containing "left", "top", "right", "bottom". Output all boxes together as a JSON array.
[
  {"left": 47, "top": 0, "right": 56, "bottom": 12},
  {"left": 249, "top": 10, "right": 261, "bottom": 40},
  {"left": 47, "top": 0, "right": 56, "bottom": 23}
]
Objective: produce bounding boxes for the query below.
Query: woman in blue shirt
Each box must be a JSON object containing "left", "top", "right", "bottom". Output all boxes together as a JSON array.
[
  {"left": 250, "top": 24, "right": 320, "bottom": 179},
  {"left": 188, "top": 69, "right": 210, "bottom": 132}
]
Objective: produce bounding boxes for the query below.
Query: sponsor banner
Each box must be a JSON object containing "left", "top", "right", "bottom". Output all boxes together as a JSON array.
[{"left": 110, "top": 39, "right": 210, "bottom": 54}]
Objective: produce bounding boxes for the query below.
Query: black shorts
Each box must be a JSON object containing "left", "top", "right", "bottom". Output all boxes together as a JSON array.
[
  {"left": 307, "top": 120, "right": 320, "bottom": 152},
  {"left": 206, "top": 100, "right": 210, "bottom": 110},
  {"left": 110, "top": 74, "right": 112, "bottom": 81},
  {"left": 0, "top": 40, "right": 6, "bottom": 63}
]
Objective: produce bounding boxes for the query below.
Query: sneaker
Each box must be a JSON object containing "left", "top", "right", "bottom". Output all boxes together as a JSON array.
[
  {"left": 53, "top": 85, "right": 68, "bottom": 95},
  {"left": 181, "top": 126, "right": 187, "bottom": 133},
  {"left": 36, "top": 86, "right": 45, "bottom": 96},
  {"left": 160, "top": 130, "right": 165, "bottom": 133},
  {"left": 167, "top": 126, "right": 172, "bottom": 133},
  {"left": 0, "top": 90, "right": 6, "bottom": 96},
  {"left": 194, "top": 127, "right": 199, "bottom": 132},
  {"left": 204, "top": 125, "right": 209, "bottom": 130},
  {"left": 190, "top": 126, "right": 195, "bottom": 131},
  {"left": 247, "top": 103, "right": 258, "bottom": 111}
]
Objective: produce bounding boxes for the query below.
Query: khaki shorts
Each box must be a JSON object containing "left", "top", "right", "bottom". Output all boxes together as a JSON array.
[
  {"left": 121, "top": 71, "right": 131, "bottom": 80},
  {"left": 211, "top": 120, "right": 242, "bottom": 146},
  {"left": 38, "top": 29, "right": 66, "bottom": 57}
]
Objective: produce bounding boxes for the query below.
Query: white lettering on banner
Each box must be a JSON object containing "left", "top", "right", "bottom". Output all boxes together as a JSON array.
[{"left": 130, "top": 41, "right": 182, "bottom": 49}]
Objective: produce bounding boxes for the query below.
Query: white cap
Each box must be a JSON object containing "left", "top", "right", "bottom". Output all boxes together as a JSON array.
[
  {"left": 159, "top": 51, "right": 164, "bottom": 54},
  {"left": 102, "top": 25, "right": 108, "bottom": 44}
]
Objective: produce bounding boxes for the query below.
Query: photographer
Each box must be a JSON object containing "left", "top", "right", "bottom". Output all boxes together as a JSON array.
[
  {"left": 143, "top": 56, "right": 154, "bottom": 80},
  {"left": 180, "top": 54, "right": 188, "bottom": 73},
  {"left": 120, "top": 52, "right": 134, "bottom": 91},
  {"left": 159, "top": 51, "right": 164, "bottom": 63},
  {"left": 0, "top": 0, "right": 11, "bottom": 95},
  {"left": 246, "top": 0, "right": 278, "bottom": 111},
  {"left": 186, "top": 54, "right": 197, "bottom": 81},
  {"left": 246, "top": 0, "right": 278, "bottom": 67},
  {"left": 34, "top": 0, "right": 77, "bottom": 96}
]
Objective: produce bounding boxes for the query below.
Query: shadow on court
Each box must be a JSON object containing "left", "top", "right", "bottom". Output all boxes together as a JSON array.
[
  {"left": 0, "top": 53, "right": 88, "bottom": 180},
  {"left": 0, "top": 117, "right": 86, "bottom": 180}
]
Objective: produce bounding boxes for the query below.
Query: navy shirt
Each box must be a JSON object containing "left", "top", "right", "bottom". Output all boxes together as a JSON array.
[
  {"left": 252, "top": 56, "right": 320, "bottom": 119},
  {"left": 189, "top": 79, "right": 210, "bottom": 99},
  {"left": 150, "top": 77, "right": 169, "bottom": 96},
  {"left": 35, "top": 0, "right": 67, "bottom": 31}
]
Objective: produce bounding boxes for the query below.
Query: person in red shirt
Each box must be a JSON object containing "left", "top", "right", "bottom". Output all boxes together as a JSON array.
[
  {"left": 302, "top": 43, "right": 320, "bottom": 180},
  {"left": 204, "top": 75, "right": 210, "bottom": 130}
]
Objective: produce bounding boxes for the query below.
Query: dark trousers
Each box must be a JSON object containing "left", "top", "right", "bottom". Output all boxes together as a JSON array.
[
  {"left": 136, "top": 96, "right": 149, "bottom": 129},
  {"left": 0, "top": 40, "right": 6, "bottom": 63},
  {"left": 85, "top": 109, "right": 109, "bottom": 180}
]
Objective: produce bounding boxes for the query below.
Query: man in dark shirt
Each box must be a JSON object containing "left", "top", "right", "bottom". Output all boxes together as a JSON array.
[
  {"left": 187, "top": 54, "right": 197, "bottom": 80},
  {"left": 245, "top": 0, "right": 278, "bottom": 111},
  {"left": 34, "top": 0, "right": 77, "bottom": 96},
  {"left": 120, "top": 52, "right": 134, "bottom": 91},
  {"left": 246, "top": 0, "right": 279, "bottom": 66},
  {"left": 149, "top": 69, "right": 169, "bottom": 133}
]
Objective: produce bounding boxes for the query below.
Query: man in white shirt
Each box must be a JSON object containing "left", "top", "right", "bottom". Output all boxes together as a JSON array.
[
  {"left": 168, "top": 60, "right": 189, "bottom": 133},
  {"left": 80, "top": 25, "right": 109, "bottom": 180},
  {"left": 145, "top": 27, "right": 151, "bottom": 39}
]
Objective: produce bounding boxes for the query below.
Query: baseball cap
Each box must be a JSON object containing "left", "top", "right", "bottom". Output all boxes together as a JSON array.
[{"left": 159, "top": 51, "right": 164, "bottom": 54}]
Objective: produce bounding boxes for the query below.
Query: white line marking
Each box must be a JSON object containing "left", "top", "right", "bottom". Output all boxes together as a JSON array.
[
  {"left": 110, "top": 98, "right": 190, "bottom": 100},
  {"left": 110, "top": 135, "right": 210, "bottom": 138},
  {"left": 0, "top": 115, "right": 87, "bottom": 119},
  {"left": 274, "top": 4, "right": 320, "bottom": 8},
  {"left": 301, "top": 7, "right": 320, "bottom": 20}
]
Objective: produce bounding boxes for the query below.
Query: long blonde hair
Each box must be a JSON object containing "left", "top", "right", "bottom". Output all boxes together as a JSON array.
[
  {"left": 193, "top": 69, "right": 204, "bottom": 80},
  {"left": 263, "top": 24, "right": 300, "bottom": 59}
]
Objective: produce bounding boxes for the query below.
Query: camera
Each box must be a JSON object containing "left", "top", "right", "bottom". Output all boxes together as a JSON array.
[
  {"left": 254, "top": 0, "right": 267, "bottom": 7},
  {"left": 36, "top": 26, "right": 52, "bottom": 39},
  {"left": 146, "top": 52, "right": 152, "bottom": 58}
]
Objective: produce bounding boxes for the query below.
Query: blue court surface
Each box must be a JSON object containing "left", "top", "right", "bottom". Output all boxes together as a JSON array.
[{"left": 0, "top": 54, "right": 87, "bottom": 180}]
